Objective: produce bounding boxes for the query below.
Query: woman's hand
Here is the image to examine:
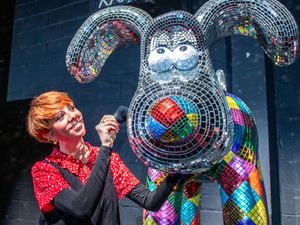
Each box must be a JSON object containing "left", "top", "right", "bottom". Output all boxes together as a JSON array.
[{"left": 95, "top": 115, "right": 120, "bottom": 148}]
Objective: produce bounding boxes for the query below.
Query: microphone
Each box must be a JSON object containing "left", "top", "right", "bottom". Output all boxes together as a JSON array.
[
  {"left": 113, "top": 106, "right": 128, "bottom": 124},
  {"left": 109, "top": 106, "right": 128, "bottom": 141},
  {"left": 100, "top": 106, "right": 128, "bottom": 145}
]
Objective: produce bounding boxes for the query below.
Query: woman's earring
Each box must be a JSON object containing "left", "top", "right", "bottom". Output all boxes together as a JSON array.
[
  {"left": 51, "top": 139, "right": 58, "bottom": 145},
  {"left": 48, "top": 137, "right": 58, "bottom": 146}
]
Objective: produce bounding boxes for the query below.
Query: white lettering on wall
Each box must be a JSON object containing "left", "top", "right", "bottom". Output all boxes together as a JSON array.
[{"left": 98, "top": 0, "right": 134, "bottom": 9}]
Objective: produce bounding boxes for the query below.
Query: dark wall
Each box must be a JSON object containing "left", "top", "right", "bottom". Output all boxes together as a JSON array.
[
  {"left": 0, "top": 100, "right": 53, "bottom": 225},
  {"left": 273, "top": 2, "right": 300, "bottom": 224},
  {"left": 1, "top": 0, "right": 299, "bottom": 225}
]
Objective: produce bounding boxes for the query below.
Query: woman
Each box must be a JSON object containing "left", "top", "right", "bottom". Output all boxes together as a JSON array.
[{"left": 27, "top": 91, "right": 179, "bottom": 225}]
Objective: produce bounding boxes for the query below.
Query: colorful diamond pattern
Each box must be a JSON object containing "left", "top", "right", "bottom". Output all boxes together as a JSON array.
[
  {"left": 144, "top": 94, "right": 268, "bottom": 225},
  {"left": 231, "top": 181, "right": 260, "bottom": 214},
  {"left": 144, "top": 168, "right": 201, "bottom": 225},
  {"left": 147, "top": 96, "right": 198, "bottom": 143}
]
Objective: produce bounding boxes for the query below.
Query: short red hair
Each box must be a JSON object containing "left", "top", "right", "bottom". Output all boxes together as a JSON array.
[{"left": 26, "top": 91, "right": 73, "bottom": 143}]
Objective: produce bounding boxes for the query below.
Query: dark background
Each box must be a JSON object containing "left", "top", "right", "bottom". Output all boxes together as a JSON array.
[{"left": 0, "top": 0, "right": 299, "bottom": 224}]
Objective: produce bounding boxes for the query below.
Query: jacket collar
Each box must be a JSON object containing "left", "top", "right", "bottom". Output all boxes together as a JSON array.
[{"left": 45, "top": 142, "right": 98, "bottom": 176}]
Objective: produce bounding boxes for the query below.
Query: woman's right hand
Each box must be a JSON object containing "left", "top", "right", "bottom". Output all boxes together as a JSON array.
[{"left": 95, "top": 115, "right": 120, "bottom": 148}]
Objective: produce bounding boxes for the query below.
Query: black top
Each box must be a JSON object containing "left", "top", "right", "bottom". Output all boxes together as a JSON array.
[{"left": 39, "top": 146, "right": 177, "bottom": 225}]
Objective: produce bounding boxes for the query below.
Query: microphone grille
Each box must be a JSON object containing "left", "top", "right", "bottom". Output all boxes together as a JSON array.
[{"left": 114, "top": 106, "right": 128, "bottom": 124}]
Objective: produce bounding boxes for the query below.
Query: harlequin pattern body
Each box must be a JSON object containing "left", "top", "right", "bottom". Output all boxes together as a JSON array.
[{"left": 143, "top": 94, "right": 268, "bottom": 225}]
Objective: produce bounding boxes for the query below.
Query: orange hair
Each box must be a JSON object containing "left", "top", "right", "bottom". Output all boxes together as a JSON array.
[{"left": 26, "top": 91, "right": 73, "bottom": 143}]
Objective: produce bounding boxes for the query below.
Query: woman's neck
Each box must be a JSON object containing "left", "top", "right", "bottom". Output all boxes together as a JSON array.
[{"left": 59, "top": 139, "right": 90, "bottom": 163}]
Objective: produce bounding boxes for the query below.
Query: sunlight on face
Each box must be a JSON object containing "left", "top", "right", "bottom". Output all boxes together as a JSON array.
[{"left": 49, "top": 104, "right": 86, "bottom": 143}]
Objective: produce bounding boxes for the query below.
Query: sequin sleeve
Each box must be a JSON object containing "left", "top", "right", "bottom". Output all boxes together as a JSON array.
[
  {"left": 110, "top": 152, "right": 140, "bottom": 199},
  {"left": 31, "top": 161, "right": 70, "bottom": 212}
]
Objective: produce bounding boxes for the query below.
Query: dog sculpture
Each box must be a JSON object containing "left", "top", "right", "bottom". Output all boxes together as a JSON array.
[{"left": 66, "top": 0, "right": 298, "bottom": 224}]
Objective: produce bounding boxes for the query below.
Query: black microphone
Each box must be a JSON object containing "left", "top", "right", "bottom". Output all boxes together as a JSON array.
[
  {"left": 113, "top": 106, "right": 128, "bottom": 124},
  {"left": 107, "top": 106, "right": 128, "bottom": 142}
]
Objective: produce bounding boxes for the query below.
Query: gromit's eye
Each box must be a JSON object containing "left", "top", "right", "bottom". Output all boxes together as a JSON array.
[
  {"left": 173, "top": 45, "right": 198, "bottom": 71},
  {"left": 148, "top": 47, "right": 173, "bottom": 72}
]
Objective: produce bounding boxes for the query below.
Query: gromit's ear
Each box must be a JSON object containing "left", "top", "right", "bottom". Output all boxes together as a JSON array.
[
  {"left": 195, "top": 0, "right": 298, "bottom": 66},
  {"left": 66, "top": 6, "right": 152, "bottom": 83}
]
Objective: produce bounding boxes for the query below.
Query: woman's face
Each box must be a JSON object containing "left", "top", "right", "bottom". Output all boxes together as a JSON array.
[{"left": 49, "top": 104, "right": 86, "bottom": 143}]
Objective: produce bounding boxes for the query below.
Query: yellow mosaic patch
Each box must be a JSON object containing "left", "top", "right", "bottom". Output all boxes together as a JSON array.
[
  {"left": 188, "top": 194, "right": 201, "bottom": 206},
  {"left": 186, "top": 113, "right": 198, "bottom": 128},
  {"left": 143, "top": 216, "right": 156, "bottom": 225},
  {"left": 223, "top": 151, "right": 235, "bottom": 163},
  {"left": 247, "top": 199, "right": 267, "bottom": 224},
  {"left": 226, "top": 96, "right": 239, "bottom": 109}
]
